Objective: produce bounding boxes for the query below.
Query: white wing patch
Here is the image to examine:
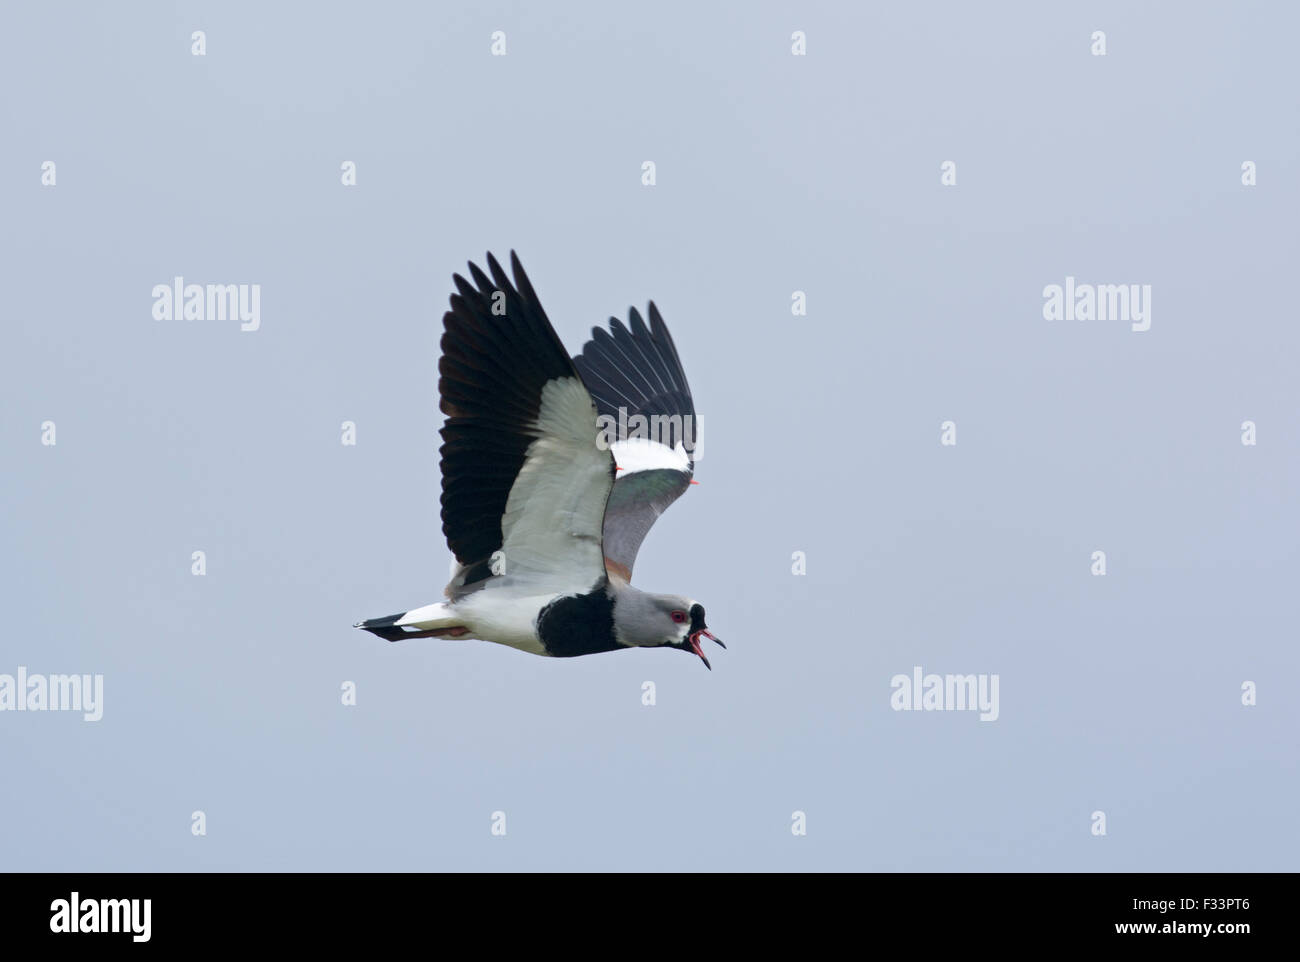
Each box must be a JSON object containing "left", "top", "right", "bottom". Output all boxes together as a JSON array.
[
  {"left": 610, "top": 437, "right": 691, "bottom": 476},
  {"left": 498, "top": 376, "right": 614, "bottom": 592}
]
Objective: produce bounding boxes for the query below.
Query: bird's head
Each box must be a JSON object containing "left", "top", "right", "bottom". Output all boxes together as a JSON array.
[
  {"left": 672, "top": 601, "right": 725, "bottom": 670},
  {"left": 616, "top": 592, "right": 724, "bottom": 669}
]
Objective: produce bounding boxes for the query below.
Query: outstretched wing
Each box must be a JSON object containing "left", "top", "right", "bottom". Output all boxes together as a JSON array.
[
  {"left": 439, "top": 252, "right": 615, "bottom": 595},
  {"left": 572, "top": 302, "right": 697, "bottom": 582}
]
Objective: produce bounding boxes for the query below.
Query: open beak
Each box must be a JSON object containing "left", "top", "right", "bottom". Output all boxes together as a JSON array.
[{"left": 688, "top": 629, "right": 724, "bottom": 669}]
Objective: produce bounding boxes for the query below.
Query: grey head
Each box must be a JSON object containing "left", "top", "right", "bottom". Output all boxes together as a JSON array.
[{"left": 610, "top": 585, "right": 725, "bottom": 669}]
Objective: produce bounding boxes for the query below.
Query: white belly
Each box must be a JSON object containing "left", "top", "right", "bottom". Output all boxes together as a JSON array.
[{"left": 453, "top": 589, "right": 554, "bottom": 655}]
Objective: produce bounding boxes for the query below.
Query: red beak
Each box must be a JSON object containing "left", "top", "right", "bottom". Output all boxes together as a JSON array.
[{"left": 688, "top": 629, "right": 725, "bottom": 669}]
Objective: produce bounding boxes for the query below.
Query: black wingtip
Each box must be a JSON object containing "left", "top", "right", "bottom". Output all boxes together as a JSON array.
[{"left": 438, "top": 248, "right": 579, "bottom": 565}]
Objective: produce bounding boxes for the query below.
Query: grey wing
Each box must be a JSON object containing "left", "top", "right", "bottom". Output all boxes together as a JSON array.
[{"left": 572, "top": 301, "right": 698, "bottom": 582}]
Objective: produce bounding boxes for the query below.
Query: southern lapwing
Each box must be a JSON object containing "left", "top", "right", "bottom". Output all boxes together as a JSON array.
[{"left": 356, "top": 252, "right": 724, "bottom": 668}]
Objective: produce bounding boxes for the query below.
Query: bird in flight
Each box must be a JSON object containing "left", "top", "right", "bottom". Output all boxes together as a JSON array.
[{"left": 356, "top": 252, "right": 724, "bottom": 669}]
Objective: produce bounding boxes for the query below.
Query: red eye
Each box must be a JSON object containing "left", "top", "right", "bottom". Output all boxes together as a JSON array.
[{"left": 670, "top": 610, "right": 688, "bottom": 624}]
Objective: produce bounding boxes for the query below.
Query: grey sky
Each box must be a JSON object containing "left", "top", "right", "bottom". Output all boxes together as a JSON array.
[{"left": 1, "top": 1, "right": 1296, "bottom": 870}]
